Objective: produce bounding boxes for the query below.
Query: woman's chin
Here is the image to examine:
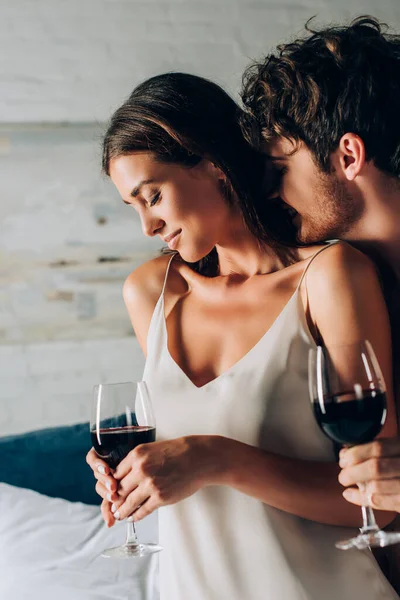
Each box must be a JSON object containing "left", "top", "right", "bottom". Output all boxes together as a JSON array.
[{"left": 179, "top": 246, "right": 214, "bottom": 264}]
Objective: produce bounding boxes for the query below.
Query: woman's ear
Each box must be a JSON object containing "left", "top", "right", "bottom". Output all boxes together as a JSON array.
[
  {"left": 203, "top": 160, "right": 235, "bottom": 203},
  {"left": 205, "top": 160, "right": 226, "bottom": 181},
  {"left": 334, "top": 133, "right": 366, "bottom": 181}
]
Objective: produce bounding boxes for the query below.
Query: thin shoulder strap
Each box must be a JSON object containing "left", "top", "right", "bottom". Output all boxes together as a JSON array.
[
  {"left": 160, "top": 253, "right": 177, "bottom": 297},
  {"left": 297, "top": 240, "right": 340, "bottom": 290}
]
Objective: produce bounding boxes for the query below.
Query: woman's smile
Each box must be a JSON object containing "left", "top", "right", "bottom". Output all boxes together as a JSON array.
[{"left": 163, "top": 229, "right": 182, "bottom": 250}]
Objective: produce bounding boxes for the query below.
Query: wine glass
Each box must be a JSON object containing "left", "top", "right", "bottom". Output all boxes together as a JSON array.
[
  {"left": 90, "top": 381, "right": 162, "bottom": 558},
  {"left": 309, "top": 340, "right": 400, "bottom": 550}
]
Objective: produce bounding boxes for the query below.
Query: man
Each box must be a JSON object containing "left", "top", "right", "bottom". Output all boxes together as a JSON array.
[{"left": 240, "top": 15, "right": 400, "bottom": 514}]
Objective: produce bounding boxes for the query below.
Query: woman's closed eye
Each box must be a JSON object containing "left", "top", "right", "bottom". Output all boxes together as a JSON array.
[{"left": 148, "top": 191, "right": 161, "bottom": 207}]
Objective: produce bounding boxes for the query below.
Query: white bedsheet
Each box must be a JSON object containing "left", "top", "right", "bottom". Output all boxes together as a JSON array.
[{"left": 0, "top": 483, "right": 159, "bottom": 600}]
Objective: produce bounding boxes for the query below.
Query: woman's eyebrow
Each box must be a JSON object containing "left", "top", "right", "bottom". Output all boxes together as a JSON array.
[{"left": 130, "top": 178, "right": 156, "bottom": 197}]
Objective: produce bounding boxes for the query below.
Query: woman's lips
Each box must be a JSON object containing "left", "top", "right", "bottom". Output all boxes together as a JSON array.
[{"left": 164, "top": 230, "right": 181, "bottom": 250}]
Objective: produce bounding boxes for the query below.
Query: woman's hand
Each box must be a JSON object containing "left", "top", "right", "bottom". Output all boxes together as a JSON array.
[
  {"left": 96, "top": 436, "right": 222, "bottom": 523},
  {"left": 86, "top": 448, "right": 119, "bottom": 527}
]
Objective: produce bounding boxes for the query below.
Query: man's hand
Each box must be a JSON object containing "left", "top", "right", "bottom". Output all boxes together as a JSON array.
[{"left": 338, "top": 438, "right": 400, "bottom": 511}]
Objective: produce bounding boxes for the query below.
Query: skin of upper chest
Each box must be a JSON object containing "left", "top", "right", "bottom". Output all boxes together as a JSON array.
[{"left": 164, "top": 264, "right": 306, "bottom": 388}]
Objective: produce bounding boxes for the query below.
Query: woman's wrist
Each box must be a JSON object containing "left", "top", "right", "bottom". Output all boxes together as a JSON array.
[{"left": 187, "top": 434, "right": 235, "bottom": 487}]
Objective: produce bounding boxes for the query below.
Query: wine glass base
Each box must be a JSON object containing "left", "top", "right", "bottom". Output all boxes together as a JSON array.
[
  {"left": 101, "top": 543, "right": 163, "bottom": 559},
  {"left": 336, "top": 530, "right": 400, "bottom": 550}
]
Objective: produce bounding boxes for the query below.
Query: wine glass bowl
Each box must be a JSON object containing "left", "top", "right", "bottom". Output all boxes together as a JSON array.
[
  {"left": 91, "top": 415, "right": 156, "bottom": 470},
  {"left": 310, "top": 342, "right": 387, "bottom": 447},
  {"left": 90, "top": 381, "right": 162, "bottom": 559},
  {"left": 309, "top": 341, "right": 400, "bottom": 550}
]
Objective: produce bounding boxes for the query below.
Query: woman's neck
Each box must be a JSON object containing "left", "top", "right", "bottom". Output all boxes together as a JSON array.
[{"left": 214, "top": 217, "right": 284, "bottom": 279}]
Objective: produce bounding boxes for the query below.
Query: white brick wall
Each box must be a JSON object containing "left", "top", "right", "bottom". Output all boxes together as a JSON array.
[
  {"left": 0, "top": 124, "right": 155, "bottom": 434},
  {"left": 1, "top": 0, "right": 400, "bottom": 434},
  {"left": 0, "top": 125, "right": 159, "bottom": 345},
  {"left": 0, "top": 338, "right": 145, "bottom": 434},
  {"left": 1, "top": 0, "right": 400, "bottom": 123}
]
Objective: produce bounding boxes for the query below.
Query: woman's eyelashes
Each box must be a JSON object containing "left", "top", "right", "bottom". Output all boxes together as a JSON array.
[
  {"left": 148, "top": 191, "right": 161, "bottom": 207},
  {"left": 123, "top": 191, "right": 161, "bottom": 209}
]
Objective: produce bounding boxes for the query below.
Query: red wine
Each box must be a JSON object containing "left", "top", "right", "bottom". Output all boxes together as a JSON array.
[
  {"left": 313, "top": 390, "right": 386, "bottom": 445},
  {"left": 91, "top": 426, "right": 156, "bottom": 469}
]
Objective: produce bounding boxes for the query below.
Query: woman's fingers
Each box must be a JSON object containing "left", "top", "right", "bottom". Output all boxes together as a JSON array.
[
  {"left": 113, "top": 486, "right": 152, "bottom": 521},
  {"left": 114, "top": 449, "right": 138, "bottom": 480},
  {"left": 92, "top": 469, "right": 118, "bottom": 493},
  {"left": 130, "top": 497, "right": 158, "bottom": 522},
  {"left": 96, "top": 480, "right": 119, "bottom": 503},
  {"left": 101, "top": 498, "right": 116, "bottom": 528},
  {"left": 86, "top": 447, "right": 110, "bottom": 473},
  {"left": 86, "top": 447, "right": 118, "bottom": 492},
  {"left": 116, "top": 469, "right": 139, "bottom": 498}
]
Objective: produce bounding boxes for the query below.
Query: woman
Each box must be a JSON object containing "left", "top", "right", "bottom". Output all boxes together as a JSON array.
[{"left": 87, "top": 73, "right": 398, "bottom": 599}]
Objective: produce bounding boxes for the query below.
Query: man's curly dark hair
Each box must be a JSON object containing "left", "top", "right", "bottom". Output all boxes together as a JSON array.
[{"left": 241, "top": 16, "right": 400, "bottom": 178}]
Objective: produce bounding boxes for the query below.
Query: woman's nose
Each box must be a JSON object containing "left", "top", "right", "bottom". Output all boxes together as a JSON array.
[{"left": 141, "top": 215, "right": 164, "bottom": 238}]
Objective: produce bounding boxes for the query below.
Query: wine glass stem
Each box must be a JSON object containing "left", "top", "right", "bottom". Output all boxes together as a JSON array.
[
  {"left": 125, "top": 518, "right": 139, "bottom": 547},
  {"left": 358, "top": 482, "right": 379, "bottom": 534}
]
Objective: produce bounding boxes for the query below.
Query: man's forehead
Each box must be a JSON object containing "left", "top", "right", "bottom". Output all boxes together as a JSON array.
[{"left": 264, "top": 137, "right": 303, "bottom": 159}]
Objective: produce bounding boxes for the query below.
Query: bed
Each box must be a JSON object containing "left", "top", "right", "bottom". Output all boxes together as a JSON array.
[{"left": 0, "top": 422, "right": 159, "bottom": 600}]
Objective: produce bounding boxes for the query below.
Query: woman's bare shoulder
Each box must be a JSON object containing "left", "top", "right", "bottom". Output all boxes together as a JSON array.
[
  {"left": 123, "top": 254, "right": 172, "bottom": 308},
  {"left": 304, "top": 241, "right": 388, "bottom": 346},
  {"left": 304, "top": 241, "right": 378, "bottom": 289},
  {"left": 123, "top": 253, "right": 189, "bottom": 307},
  {"left": 123, "top": 253, "right": 191, "bottom": 352},
  {"left": 123, "top": 254, "right": 184, "bottom": 353}
]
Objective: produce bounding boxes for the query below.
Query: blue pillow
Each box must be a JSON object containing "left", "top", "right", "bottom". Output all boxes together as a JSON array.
[{"left": 0, "top": 422, "right": 100, "bottom": 505}]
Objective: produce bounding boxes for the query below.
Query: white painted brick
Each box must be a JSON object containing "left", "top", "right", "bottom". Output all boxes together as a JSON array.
[
  {"left": 99, "top": 366, "right": 145, "bottom": 385},
  {"left": 0, "top": 376, "right": 28, "bottom": 400},
  {"left": 86, "top": 338, "right": 145, "bottom": 381},
  {"left": 84, "top": 337, "right": 139, "bottom": 360},
  {"left": 2, "top": 395, "right": 47, "bottom": 435},
  {"left": 1, "top": 0, "right": 398, "bottom": 122},
  {"left": 43, "top": 394, "right": 91, "bottom": 427},
  {"left": 1, "top": 0, "right": 400, "bottom": 436},
  {"left": 31, "top": 369, "right": 102, "bottom": 397},
  {"left": 0, "top": 399, "right": 14, "bottom": 431},
  {"left": 25, "top": 341, "right": 97, "bottom": 376},
  {"left": 0, "top": 345, "right": 28, "bottom": 377},
  {"left": 0, "top": 336, "right": 147, "bottom": 433}
]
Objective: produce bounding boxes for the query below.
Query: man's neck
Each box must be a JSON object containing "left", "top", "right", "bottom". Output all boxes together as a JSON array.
[{"left": 343, "top": 178, "right": 400, "bottom": 280}]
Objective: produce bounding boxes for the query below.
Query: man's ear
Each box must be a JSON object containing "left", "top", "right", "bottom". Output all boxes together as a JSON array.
[{"left": 334, "top": 133, "right": 366, "bottom": 181}]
